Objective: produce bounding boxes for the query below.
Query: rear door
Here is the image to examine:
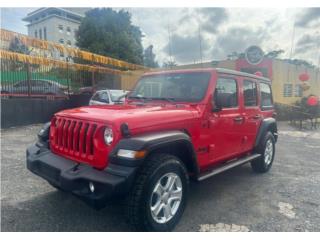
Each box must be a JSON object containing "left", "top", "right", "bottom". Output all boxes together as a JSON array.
[{"left": 240, "top": 78, "right": 262, "bottom": 152}]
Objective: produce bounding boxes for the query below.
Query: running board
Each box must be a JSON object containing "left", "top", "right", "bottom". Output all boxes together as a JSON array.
[{"left": 197, "top": 153, "right": 261, "bottom": 181}]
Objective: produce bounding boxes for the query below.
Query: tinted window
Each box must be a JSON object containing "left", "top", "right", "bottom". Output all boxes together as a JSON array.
[
  {"left": 260, "top": 83, "right": 273, "bottom": 108},
  {"left": 129, "top": 72, "right": 211, "bottom": 102},
  {"left": 214, "top": 77, "right": 238, "bottom": 108},
  {"left": 243, "top": 80, "right": 258, "bottom": 106}
]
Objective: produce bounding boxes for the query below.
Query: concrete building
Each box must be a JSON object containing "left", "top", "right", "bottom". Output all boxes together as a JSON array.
[{"left": 22, "top": 8, "right": 88, "bottom": 49}]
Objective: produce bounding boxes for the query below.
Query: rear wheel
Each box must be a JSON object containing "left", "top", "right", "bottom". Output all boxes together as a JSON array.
[
  {"left": 126, "top": 153, "right": 189, "bottom": 231},
  {"left": 251, "top": 131, "right": 275, "bottom": 173}
]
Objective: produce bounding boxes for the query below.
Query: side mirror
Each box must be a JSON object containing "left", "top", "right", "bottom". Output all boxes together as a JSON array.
[
  {"left": 212, "top": 93, "right": 222, "bottom": 112},
  {"left": 212, "top": 103, "right": 222, "bottom": 112}
]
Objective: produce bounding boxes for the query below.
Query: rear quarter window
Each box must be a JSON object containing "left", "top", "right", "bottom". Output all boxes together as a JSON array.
[
  {"left": 260, "top": 82, "right": 273, "bottom": 110},
  {"left": 243, "top": 79, "right": 258, "bottom": 107}
]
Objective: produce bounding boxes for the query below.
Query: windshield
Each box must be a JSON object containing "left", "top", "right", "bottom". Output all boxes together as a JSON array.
[
  {"left": 109, "top": 90, "right": 127, "bottom": 102},
  {"left": 129, "top": 72, "right": 211, "bottom": 102}
]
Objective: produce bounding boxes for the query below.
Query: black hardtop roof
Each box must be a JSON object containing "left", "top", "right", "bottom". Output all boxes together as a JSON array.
[{"left": 146, "top": 67, "right": 271, "bottom": 83}]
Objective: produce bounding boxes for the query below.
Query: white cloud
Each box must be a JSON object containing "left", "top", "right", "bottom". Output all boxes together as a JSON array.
[{"left": 1, "top": 7, "right": 319, "bottom": 66}]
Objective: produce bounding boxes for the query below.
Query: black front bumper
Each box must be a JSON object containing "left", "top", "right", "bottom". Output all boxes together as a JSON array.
[{"left": 26, "top": 143, "right": 137, "bottom": 208}]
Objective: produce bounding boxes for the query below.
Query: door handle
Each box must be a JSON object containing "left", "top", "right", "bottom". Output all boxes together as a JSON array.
[
  {"left": 252, "top": 114, "right": 261, "bottom": 120},
  {"left": 233, "top": 116, "right": 244, "bottom": 123}
]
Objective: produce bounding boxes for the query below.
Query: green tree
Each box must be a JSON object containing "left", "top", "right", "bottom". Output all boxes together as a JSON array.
[
  {"left": 143, "top": 45, "right": 158, "bottom": 68},
  {"left": 76, "top": 8, "right": 144, "bottom": 65}
]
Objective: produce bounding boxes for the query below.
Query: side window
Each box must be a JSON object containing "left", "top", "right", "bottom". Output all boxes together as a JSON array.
[
  {"left": 99, "top": 92, "right": 110, "bottom": 103},
  {"left": 243, "top": 79, "right": 258, "bottom": 106},
  {"left": 260, "top": 83, "right": 273, "bottom": 109},
  {"left": 214, "top": 77, "right": 238, "bottom": 108}
]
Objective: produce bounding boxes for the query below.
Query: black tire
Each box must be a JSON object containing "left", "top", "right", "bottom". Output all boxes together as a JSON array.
[
  {"left": 251, "top": 131, "right": 275, "bottom": 173},
  {"left": 126, "top": 153, "right": 189, "bottom": 231}
]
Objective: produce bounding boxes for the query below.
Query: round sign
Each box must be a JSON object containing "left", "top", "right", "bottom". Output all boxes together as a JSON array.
[{"left": 245, "top": 46, "right": 264, "bottom": 65}]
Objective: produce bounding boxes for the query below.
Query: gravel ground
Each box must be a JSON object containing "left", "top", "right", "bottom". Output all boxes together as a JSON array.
[{"left": 1, "top": 122, "right": 319, "bottom": 232}]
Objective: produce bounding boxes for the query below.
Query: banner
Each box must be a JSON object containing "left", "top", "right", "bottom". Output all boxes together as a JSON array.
[{"left": 0, "top": 49, "right": 123, "bottom": 74}]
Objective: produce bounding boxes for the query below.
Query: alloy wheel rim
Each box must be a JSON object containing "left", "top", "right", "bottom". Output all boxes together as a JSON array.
[
  {"left": 150, "top": 172, "right": 182, "bottom": 224},
  {"left": 264, "top": 139, "right": 273, "bottom": 166}
]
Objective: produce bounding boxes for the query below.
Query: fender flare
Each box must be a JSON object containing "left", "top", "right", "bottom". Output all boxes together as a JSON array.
[
  {"left": 254, "top": 118, "right": 278, "bottom": 147},
  {"left": 109, "top": 130, "right": 199, "bottom": 175}
]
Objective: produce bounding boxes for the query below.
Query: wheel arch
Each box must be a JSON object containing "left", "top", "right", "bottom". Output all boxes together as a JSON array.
[
  {"left": 255, "top": 118, "right": 278, "bottom": 148},
  {"left": 109, "top": 130, "right": 199, "bottom": 177}
]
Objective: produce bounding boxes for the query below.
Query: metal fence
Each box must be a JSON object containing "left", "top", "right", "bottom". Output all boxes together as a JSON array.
[
  {"left": 0, "top": 55, "right": 121, "bottom": 99},
  {"left": 0, "top": 28, "right": 147, "bottom": 100}
]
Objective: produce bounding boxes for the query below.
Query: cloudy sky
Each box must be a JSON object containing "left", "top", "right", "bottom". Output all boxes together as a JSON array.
[{"left": 1, "top": 8, "right": 320, "bottom": 65}]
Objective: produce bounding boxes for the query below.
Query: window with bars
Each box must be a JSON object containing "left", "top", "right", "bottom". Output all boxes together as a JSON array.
[
  {"left": 283, "top": 84, "right": 293, "bottom": 97},
  {"left": 294, "top": 84, "right": 303, "bottom": 97}
]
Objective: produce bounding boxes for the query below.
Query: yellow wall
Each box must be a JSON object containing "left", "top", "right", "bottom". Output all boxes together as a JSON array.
[{"left": 271, "top": 59, "right": 320, "bottom": 105}]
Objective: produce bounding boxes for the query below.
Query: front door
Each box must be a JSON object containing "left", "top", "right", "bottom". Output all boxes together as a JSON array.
[{"left": 208, "top": 75, "right": 245, "bottom": 163}]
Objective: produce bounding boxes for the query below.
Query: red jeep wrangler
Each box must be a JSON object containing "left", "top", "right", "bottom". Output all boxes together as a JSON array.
[{"left": 27, "top": 68, "right": 277, "bottom": 231}]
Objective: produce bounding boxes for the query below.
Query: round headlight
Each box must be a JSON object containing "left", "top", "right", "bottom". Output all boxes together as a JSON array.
[{"left": 104, "top": 127, "right": 113, "bottom": 145}]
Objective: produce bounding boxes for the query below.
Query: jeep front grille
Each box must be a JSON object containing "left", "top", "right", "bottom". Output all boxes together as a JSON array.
[{"left": 50, "top": 117, "right": 99, "bottom": 161}]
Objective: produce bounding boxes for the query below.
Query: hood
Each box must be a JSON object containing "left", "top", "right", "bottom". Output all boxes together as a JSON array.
[{"left": 56, "top": 103, "right": 198, "bottom": 130}]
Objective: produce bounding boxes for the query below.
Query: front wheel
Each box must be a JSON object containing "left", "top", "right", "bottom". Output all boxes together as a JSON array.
[
  {"left": 251, "top": 131, "right": 276, "bottom": 173},
  {"left": 126, "top": 154, "right": 189, "bottom": 231}
]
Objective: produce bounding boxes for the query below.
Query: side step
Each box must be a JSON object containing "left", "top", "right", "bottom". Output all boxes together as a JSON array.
[{"left": 197, "top": 153, "right": 261, "bottom": 181}]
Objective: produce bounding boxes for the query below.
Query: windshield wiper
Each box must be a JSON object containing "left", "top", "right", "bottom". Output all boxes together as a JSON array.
[
  {"left": 150, "top": 97, "right": 176, "bottom": 103},
  {"left": 128, "top": 96, "right": 152, "bottom": 102}
]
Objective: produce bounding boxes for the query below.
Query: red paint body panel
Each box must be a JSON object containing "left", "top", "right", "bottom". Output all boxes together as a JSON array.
[{"left": 49, "top": 68, "right": 274, "bottom": 172}]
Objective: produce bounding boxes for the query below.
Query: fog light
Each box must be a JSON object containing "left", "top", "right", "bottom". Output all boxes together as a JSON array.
[{"left": 89, "top": 182, "right": 95, "bottom": 193}]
